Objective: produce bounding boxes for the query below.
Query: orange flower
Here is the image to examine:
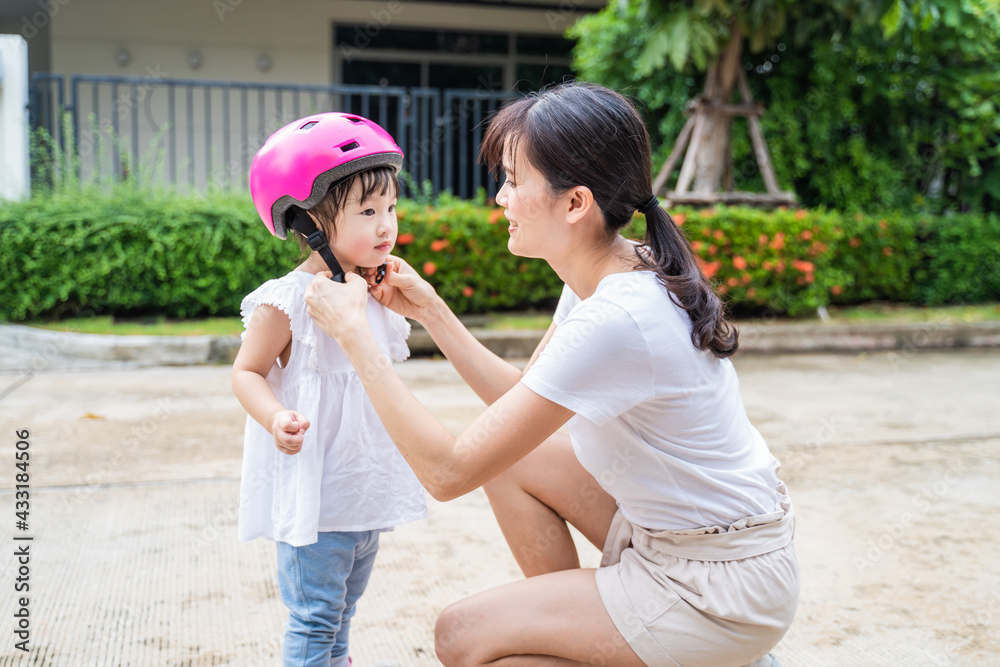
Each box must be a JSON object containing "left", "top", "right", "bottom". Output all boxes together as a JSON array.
[
  {"left": 488, "top": 209, "right": 505, "bottom": 225},
  {"left": 762, "top": 260, "right": 773, "bottom": 271},
  {"left": 794, "top": 209, "right": 807, "bottom": 220},
  {"left": 775, "top": 260, "right": 786, "bottom": 274},
  {"left": 462, "top": 286, "right": 474, "bottom": 297},
  {"left": 799, "top": 229, "right": 812, "bottom": 240},
  {"left": 792, "top": 259, "right": 815, "bottom": 273},
  {"left": 713, "top": 229, "right": 724, "bottom": 240},
  {"left": 673, "top": 213, "right": 686, "bottom": 225},
  {"left": 423, "top": 261, "right": 437, "bottom": 276},
  {"left": 759, "top": 234, "right": 769, "bottom": 246},
  {"left": 831, "top": 285, "right": 843, "bottom": 295},
  {"left": 727, "top": 277, "right": 739, "bottom": 287},
  {"left": 708, "top": 244, "right": 718, "bottom": 256},
  {"left": 747, "top": 288, "right": 757, "bottom": 298},
  {"left": 396, "top": 233, "right": 415, "bottom": 246},
  {"left": 849, "top": 237, "right": 861, "bottom": 248},
  {"left": 430, "top": 239, "right": 450, "bottom": 252},
  {"left": 741, "top": 273, "right": 752, "bottom": 285},
  {"left": 733, "top": 256, "right": 747, "bottom": 270},
  {"left": 691, "top": 240, "right": 704, "bottom": 252},
  {"left": 697, "top": 258, "right": 721, "bottom": 278},
  {"left": 805, "top": 272, "right": 815, "bottom": 283},
  {"left": 883, "top": 246, "right": 893, "bottom": 256},
  {"left": 769, "top": 232, "right": 785, "bottom": 251}
]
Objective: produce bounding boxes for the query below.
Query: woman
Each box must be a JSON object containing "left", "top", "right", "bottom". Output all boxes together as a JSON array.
[{"left": 305, "top": 82, "right": 799, "bottom": 667}]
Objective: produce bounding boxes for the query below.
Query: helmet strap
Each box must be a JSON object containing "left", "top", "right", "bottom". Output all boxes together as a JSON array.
[{"left": 288, "top": 207, "right": 346, "bottom": 283}]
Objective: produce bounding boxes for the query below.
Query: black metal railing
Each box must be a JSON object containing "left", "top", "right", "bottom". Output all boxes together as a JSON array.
[{"left": 28, "top": 73, "right": 518, "bottom": 199}]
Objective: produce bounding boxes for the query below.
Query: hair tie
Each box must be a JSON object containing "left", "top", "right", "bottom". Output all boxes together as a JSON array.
[{"left": 638, "top": 195, "right": 660, "bottom": 215}]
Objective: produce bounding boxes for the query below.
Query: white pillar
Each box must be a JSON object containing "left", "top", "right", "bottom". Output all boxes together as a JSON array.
[{"left": 0, "top": 34, "right": 31, "bottom": 201}]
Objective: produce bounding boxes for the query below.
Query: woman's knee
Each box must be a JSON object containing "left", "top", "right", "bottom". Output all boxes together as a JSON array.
[{"left": 434, "top": 599, "right": 485, "bottom": 666}]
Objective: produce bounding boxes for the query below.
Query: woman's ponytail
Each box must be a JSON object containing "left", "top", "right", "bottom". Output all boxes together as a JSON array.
[{"left": 642, "top": 203, "right": 739, "bottom": 358}]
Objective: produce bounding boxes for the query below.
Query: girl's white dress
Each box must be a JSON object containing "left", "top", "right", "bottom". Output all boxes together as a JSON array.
[{"left": 237, "top": 270, "right": 427, "bottom": 547}]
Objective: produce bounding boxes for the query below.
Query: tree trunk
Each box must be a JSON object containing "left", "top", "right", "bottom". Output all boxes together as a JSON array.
[{"left": 691, "top": 27, "right": 743, "bottom": 194}]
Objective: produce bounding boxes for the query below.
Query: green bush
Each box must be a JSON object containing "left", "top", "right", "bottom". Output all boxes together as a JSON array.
[
  {"left": 0, "top": 188, "right": 560, "bottom": 321},
  {"left": 915, "top": 213, "right": 1000, "bottom": 305},
  {"left": 0, "top": 188, "right": 997, "bottom": 322}
]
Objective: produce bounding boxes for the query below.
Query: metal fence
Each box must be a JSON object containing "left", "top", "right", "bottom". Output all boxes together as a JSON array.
[{"left": 28, "top": 73, "right": 518, "bottom": 199}]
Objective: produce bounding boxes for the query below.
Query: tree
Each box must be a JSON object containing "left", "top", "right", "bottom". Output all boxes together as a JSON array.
[{"left": 570, "top": 0, "right": 1000, "bottom": 212}]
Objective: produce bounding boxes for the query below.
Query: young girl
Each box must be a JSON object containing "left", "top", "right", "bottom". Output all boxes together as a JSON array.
[{"left": 232, "top": 112, "right": 426, "bottom": 667}]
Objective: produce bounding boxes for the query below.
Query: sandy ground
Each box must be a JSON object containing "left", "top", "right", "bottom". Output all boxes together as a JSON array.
[{"left": 0, "top": 349, "right": 997, "bottom": 666}]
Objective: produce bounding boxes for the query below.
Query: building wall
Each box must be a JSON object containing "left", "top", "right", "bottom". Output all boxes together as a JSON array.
[{"left": 51, "top": 0, "right": 601, "bottom": 84}]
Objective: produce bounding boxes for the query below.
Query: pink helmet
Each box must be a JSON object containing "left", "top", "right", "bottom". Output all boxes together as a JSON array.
[{"left": 249, "top": 112, "right": 404, "bottom": 239}]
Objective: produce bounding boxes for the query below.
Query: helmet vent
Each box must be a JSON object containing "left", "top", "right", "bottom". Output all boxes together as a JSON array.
[
  {"left": 340, "top": 141, "right": 360, "bottom": 152},
  {"left": 346, "top": 117, "right": 364, "bottom": 124},
  {"left": 299, "top": 121, "right": 319, "bottom": 130}
]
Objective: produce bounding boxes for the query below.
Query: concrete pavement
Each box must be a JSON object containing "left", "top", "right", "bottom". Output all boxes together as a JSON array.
[{"left": 0, "top": 349, "right": 998, "bottom": 665}]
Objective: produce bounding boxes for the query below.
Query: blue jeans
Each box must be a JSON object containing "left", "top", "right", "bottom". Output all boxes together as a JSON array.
[{"left": 277, "top": 531, "right": 380, "bottom": 667}]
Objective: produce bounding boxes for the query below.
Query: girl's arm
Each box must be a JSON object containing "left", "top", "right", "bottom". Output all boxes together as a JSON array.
[
  {"left": 368, "top": 257, "right": 553, "bottom": 405},
  {"left": 307, "top": 273, "right": 574, "bottom": 500},
  {"left": 231, "top": 305, "right": 309, "bottom": 455}
]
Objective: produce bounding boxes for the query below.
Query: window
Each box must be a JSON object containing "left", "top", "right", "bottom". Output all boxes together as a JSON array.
[{"left": 334, "top": 25, "right": 573, "bottom": 91}]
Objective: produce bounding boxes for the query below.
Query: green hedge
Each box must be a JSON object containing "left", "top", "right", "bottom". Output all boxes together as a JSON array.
[{"left": 0, "top": 188, "right": 997, "bottom": 322}]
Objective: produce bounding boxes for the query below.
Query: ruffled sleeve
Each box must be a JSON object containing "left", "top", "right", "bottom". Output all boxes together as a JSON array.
[
  {"left": 240, "top": 274, "right": 318, "bottom": 369},
  {"left": 383, "top": 309, "right": 412, "bottom": 363}
]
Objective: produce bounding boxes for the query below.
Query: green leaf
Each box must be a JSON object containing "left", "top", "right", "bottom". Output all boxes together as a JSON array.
[{"left": 881, "top": 0, "right": 904, "bottom": 37}]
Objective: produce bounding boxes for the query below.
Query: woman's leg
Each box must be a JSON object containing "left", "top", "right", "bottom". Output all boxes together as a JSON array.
[
  {"left": 483, "top": 432, "right": 618, "bottom": 577},
  {"left": 435, "top": 568, "right": 646, "bottom": 667}
]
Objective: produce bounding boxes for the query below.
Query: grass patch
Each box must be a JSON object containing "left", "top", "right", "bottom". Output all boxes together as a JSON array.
[
  {"left": 21, "top": 303, "right": 1000, "bottom": 336},
  {"left": 27, "top": 316, "right": 244, "bottom": 336},
  {"left": 482, "top": 312, "right": 553, "bottom": 330},
  {"left": 825, "top": 303, "right": 1000, "bottom": 324}
]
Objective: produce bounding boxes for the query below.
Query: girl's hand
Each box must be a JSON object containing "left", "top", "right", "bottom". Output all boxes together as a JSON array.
[
  {"left": 271, "top": 410, "right": 310, "bottom": 455},
  {"left": 305, "top": 272, "right": 372, "bottom": 343},
  {"left": 365, "top": 256, "right": 439, "bottom": 323}
]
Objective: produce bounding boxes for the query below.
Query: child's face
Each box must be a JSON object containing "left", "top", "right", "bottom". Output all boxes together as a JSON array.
[{"left": 330, "top": 180, "right": 398, "bottom": 273}]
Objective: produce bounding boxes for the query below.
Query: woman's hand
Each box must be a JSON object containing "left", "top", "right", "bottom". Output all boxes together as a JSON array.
[
  {"left": 305, "top": 272, "right": 372, "bottom": 344},
  {"left": 270, "top": 409, "right": 310, "bottom": 455},
  {"left": 363, "top": 256, "right": 439, "bottom": 323}
]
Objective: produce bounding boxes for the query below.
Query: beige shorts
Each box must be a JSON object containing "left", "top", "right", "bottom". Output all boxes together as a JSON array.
[{"left": 595, "top": 499, "right": 800, "bottom": 667}]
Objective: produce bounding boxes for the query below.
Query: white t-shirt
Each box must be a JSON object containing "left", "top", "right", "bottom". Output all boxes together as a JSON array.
[
  {"left": 521, "top": 271, "right": 785, "bottom": 531},
  {"left": 238, "top": 270, "right": 427, "bottom": 547}
]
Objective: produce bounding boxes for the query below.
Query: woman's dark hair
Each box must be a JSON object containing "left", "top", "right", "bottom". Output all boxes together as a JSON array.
[{"left": 478, "top": 81, "right": 738, "bottom": 358}]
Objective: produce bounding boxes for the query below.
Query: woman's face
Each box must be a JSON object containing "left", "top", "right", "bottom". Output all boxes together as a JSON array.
[
  {"left": 329, "top": 180, "right": 397, "bottom": 272},
  {"left": 495, "top": 148, "right": 561, "bottom": 260}
]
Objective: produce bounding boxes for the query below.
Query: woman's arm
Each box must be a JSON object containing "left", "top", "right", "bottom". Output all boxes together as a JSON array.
[
  {"left": 367, "top": 257, "right": 550, "bottom": 405},
  {"left": 231, "top": 305, "right": 309, "bottom": 455},
  {"left": 306, "top": 274, "right": 575, "bottom": 500}
]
